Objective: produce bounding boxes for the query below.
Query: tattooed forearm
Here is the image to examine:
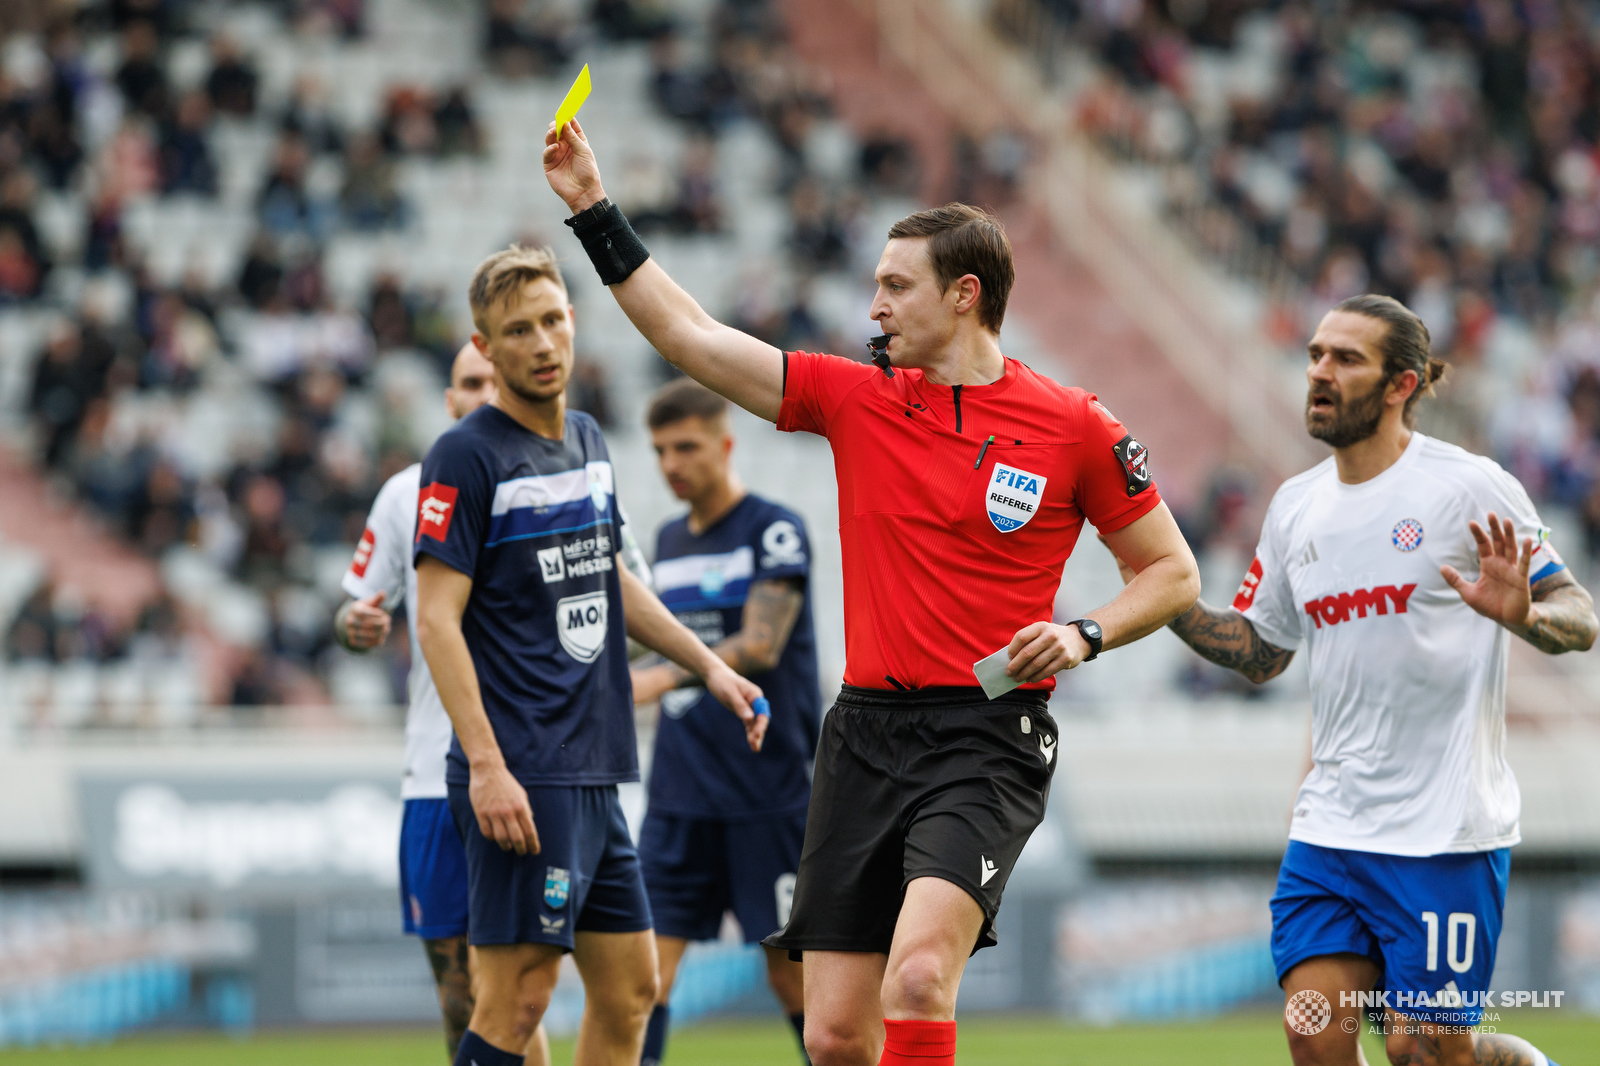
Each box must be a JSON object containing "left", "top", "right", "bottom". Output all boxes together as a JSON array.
[
  {"left": 658, "top": 577, "right": 806, "bottom": 686},
  {"left": 1168, "top": 600, "right": 1295, "bottom": 683},
  {"left": 723, "top": 577, "right": 804, "bottom": 674},
  {"left": 1510, "top": 573, "right": 1598, "bottom": 654},
  {"left": 423, "top": 935, "right": 473, "bottom": 1058}
]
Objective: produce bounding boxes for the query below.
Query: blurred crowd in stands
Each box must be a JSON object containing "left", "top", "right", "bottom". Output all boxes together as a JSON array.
[
  {"left": 0, "top": 0, "right": 549, "bottom": 713},
  {"left": 1014, "top": 0, "right": 1600, "bottom": 560},
  {"left": 0, "top": 0, "right": 953, "bottom": 716}
]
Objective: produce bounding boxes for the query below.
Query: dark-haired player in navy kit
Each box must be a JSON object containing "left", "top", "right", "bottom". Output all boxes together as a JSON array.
[
  {"left": 630, "top": 379, "right": 821, "bottom": 1066},
  {"left": 414, "top": 246, "right": 766, "bottom": 1066}
]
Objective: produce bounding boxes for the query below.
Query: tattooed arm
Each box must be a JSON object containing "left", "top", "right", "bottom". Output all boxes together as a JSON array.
[
  {"left": 1508, "top": 570, "right": 1598, "bottom": 654},
  {"left": 1441, "top": 512, "right": 1598, "bottom": 655},
  {"left": 1168, "top": 600, "right": 1296, "bottom": 684},
  {"left": 1101, "top": 535, "right": 1293, "bottom": 684},
  {"left": 632, "top": 577, "right": 806, "bottom": 703}
]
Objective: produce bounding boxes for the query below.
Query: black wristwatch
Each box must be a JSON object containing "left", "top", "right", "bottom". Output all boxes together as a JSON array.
[{"left": 1067, "top": 619, "right": 1103, "bottom": 662}]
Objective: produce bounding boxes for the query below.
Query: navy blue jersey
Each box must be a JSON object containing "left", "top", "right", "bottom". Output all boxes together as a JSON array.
[
  {"left": 415, "top": 405, "right": 636, "bottom": 788},
  {"left": 649, "top": 495, "right": 820, "bottom": 819}
]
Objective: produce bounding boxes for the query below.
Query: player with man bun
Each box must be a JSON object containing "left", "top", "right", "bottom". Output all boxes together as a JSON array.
[{"left": 1110, "top": 294, "right": 1595, "bottom": 1066}]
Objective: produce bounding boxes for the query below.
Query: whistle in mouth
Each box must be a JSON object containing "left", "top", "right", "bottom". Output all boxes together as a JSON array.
[{"left": 868, "top": 334, "right": 893, "bottom": 377}]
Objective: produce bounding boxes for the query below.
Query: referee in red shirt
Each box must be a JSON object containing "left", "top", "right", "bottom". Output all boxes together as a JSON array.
[{"left": 544, "top": 120, "right": 1199, "bottom": 1066}]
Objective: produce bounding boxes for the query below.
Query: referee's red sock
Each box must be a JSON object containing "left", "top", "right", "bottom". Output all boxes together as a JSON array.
[{"left": 879, "top": 1018, "right": 956, "bottom": 1065}]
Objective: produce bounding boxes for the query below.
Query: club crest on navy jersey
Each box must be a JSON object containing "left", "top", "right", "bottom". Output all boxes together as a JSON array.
[
  {"left": 1392, "top": 518, "right": 1424, "bottom": 552},
  {"left": 543, "top": 867, "right": 570, "bottom": 908},
  {"left": 986, "top": 463, "right": 1046, "bottom": 532},
  {"left": 699, "top": 565, "right": 727, "bottom": 598}
]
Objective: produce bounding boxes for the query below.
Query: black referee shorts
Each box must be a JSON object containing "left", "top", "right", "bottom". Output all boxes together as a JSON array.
[{"left": 763, "top": 684, "right": 1056, "bottom": 959}]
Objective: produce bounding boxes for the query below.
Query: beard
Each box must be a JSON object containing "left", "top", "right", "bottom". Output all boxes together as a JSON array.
[{"left": 1306, "top": 377, "right": 1387, "bottom": 448}]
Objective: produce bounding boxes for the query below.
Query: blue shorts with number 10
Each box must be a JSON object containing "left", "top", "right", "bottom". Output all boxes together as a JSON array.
[{"left": 1270, "top": 840, "right": 1510, "bottom": 1025}]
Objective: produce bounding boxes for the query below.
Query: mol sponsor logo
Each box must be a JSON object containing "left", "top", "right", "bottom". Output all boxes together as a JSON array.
[
  {"left": 1303, "top": 584, "right": 1416, "bottom": 629},
  {"left": 556, "top": 591, "right": 608, "bottom": 662}
]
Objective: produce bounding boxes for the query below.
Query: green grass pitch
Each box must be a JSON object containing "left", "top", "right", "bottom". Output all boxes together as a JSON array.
[{"left": 2, "top": 1012, "right": 1597, "bottom": 1065}]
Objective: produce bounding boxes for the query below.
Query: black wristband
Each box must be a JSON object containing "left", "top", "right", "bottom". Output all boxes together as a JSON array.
[{"left": 563, "top": 198, "right": 650, "bottom": 286}]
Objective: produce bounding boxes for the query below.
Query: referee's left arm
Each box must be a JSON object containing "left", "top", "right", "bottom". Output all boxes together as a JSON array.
[
  {"left": 618, "top": 562, "right": 769, "bottom": 751},
  {"left": 1007, "top": 502, "right": 1200, "bottom": 682}
]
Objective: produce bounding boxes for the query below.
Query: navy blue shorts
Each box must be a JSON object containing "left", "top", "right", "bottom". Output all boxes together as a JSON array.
[
  {"left": 640, "top": 809, "right": 807, "bottom": 944},
  {"left": 448, "top": 782, "right": 652, "bottom": 950},
  {"left": 1271, "top": 840, "right": 1511, "bottom": 1025},
  {"left": 399, "top": 797, "right": 470, "bottom": 940}
]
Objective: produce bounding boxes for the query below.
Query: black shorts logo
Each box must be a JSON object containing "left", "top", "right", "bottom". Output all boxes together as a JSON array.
[{"left": 1112, "top": 435, "right": 1152, "bottom": 497}]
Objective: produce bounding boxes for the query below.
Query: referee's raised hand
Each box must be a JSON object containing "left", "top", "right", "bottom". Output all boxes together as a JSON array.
[{"left": 543, "top": 118, "right": 606, "bottom": 214}]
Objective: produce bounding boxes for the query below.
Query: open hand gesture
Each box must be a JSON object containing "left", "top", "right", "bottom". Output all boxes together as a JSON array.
[
  {"left": 1440, "top": 511, "right": 1533, "bottom": 629},
  {"left": 542, "top": 119, "right": 606, "bottom": 214}
]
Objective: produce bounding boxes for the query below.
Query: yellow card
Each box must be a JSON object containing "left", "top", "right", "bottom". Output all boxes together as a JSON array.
[{"left": 554, "top": 64, "right": 591, "bottom": 131}]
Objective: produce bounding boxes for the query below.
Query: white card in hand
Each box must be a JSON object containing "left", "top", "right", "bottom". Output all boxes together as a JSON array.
[{"left": 972, "top": 647, "right": 1020, "bottom": 700}]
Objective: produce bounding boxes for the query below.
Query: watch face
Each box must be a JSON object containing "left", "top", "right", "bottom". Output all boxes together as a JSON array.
[{"left": 1080, "top": 620, "right": 1102, "bottom": 640}]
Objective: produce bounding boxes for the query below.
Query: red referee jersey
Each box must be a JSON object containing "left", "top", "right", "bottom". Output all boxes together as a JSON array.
[{"left": 778, "top": 350, "right": 1162, "bottom": 690}]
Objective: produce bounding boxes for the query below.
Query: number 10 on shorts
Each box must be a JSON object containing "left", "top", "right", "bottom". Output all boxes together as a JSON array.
[{"left": 1420, "top": 911, "right": 1476, "bottom": 973}]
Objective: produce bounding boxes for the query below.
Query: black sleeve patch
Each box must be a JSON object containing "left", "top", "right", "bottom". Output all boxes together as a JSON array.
[{"left": 1112, "top": 434, "right": 1152, "bottom": 497}]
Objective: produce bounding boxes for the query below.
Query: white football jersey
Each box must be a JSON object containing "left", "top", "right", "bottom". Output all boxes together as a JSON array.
[
  {"left": 1236, "top": 433, "right": 1566, "bottom": 857},
  {"left": 343, "top": 464, "right": 451, "bottom": 800}
]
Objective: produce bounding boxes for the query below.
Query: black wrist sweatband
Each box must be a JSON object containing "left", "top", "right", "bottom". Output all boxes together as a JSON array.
[{"left": 564, "top": 198, "right": 650, "bottom": 286}]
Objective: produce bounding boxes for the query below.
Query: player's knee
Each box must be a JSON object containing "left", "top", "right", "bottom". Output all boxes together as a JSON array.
[
  {"left": 589, "top": 966, "right": 657, "bottom": 1025},
  {"left": 804, "top": 1022, "right": 877, "bottom": 1066},
  {"left": 515, "top": 977, "right": 558, "bottom": 1029},
  {"left": 883, "top": 950, "right": 958, "bottom": 1018},
  {"left": 473, "top": 983, "right": 551, "bottom": 1046}
]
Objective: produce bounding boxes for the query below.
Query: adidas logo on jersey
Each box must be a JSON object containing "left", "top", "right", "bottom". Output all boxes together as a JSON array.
[{"left": 1303, "top": 584, "right": 1417, "bottom": 629}]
